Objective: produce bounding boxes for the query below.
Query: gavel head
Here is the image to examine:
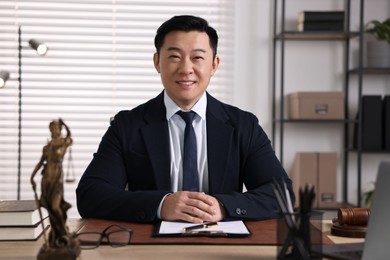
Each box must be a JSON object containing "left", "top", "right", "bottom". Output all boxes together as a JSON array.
[{"left": 337, "top": 208, "right": 370, "bottom": 226}]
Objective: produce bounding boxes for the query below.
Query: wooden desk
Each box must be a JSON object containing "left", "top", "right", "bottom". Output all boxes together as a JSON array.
[{"left": 0, "top": 219, "right": 363, "bottom": 259}]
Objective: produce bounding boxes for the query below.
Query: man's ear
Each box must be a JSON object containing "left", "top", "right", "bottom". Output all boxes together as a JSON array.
[
  {"left": 211, "top": 55, "right": 220, "bottom": 76},
  {"left": 153, "top": 52, "right": 160, "bottom": 73}
]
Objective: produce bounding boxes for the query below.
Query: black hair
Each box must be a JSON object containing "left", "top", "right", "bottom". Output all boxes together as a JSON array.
[{"left": 154, "top": 15, "right": 218, "bottom": 59}]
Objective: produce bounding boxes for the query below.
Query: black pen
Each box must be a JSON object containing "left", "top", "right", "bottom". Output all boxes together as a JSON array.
[{"left": 182, "top": 222, "right": 218, "bottom": 232}]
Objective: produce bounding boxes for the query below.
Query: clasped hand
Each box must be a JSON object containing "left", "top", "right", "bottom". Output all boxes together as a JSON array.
[{"left": 160, "top": 191, "right": 225, "bottom": 223}]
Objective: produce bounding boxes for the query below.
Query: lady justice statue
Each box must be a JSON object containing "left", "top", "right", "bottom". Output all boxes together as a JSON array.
[{"left": 31, "top": 118, "right": 80, "bottom": 259}]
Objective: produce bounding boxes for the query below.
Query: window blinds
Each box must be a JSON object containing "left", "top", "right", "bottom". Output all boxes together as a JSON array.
[{"left": 0, "top": 0, "right": 234, "bottom": 218}]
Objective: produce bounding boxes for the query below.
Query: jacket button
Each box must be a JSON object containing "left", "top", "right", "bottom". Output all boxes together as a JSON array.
[
  {"left": 235, "top": 208, "right": 241, "bottom": 215},
  {"left": 241, "top": 209, "right": 247, "bottom": 215}
]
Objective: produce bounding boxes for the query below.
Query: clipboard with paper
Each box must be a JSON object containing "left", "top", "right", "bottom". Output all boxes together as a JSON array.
[{"left": 153, "top": 220, "right": 251, "bottom": 237}]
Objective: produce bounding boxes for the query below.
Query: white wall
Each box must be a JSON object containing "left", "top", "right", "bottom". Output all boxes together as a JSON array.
[{"left": 233, "top": 0, "right": 390, "bottom": 206}]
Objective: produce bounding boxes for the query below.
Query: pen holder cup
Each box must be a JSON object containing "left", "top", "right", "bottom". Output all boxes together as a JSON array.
[{"left": 277, "top": 211, "right": 323, "bottom": 259}]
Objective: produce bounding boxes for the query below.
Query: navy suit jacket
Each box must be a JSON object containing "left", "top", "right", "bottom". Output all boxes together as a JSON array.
[{"left": 76, "top": 91, "right": 294, "bottom": 223}]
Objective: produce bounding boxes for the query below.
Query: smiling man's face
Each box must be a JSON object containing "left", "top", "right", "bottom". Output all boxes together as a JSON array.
[{"left": 153, "top": 30, "right": 219, "bottom": 110}]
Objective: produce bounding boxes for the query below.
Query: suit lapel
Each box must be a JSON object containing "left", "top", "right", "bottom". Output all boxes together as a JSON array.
[
  {"left": 206, "top": 94, "right": 234, "bottom": 194},
  {"left": 140, "top": 92, "right": 171, "bottom": 190}
]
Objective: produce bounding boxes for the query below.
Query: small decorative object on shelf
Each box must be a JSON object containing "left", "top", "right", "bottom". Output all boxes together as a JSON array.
[
  {"left": 365, "top": 18, "right": 390, "bottom": 67},
  {"left": 30, "top": 119, "right": 80, "bottom": 260}
]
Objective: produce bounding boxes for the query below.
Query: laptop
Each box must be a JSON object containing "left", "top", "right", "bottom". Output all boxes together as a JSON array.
[{"left": 320, "top": 160, "right": 390, "bottom": 260}]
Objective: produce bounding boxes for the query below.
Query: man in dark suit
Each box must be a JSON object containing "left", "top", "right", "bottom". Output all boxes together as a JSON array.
[{"left": 76, "top": 15, "right": 294, "bottom": 224}]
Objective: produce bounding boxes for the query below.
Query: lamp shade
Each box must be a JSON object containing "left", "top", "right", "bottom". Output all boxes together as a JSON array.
[
  {"left": 28, "top": 39, "right": 48, "bottom": 56},
  {"left": 0, "top": 70, "right": 10, "bottom": 88}
]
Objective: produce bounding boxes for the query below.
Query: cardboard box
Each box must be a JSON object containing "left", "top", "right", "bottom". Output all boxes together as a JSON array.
[
  {"left": 288, "top": 92, "right": 344, "bottom": 119},
  {"left": 290, "top": 152, "right": 338, "bottom": 208}
]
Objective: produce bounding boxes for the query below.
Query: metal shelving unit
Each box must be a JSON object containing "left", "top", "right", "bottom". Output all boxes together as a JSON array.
[{"left": 271, "top": 0, "right": 377, "bottom": 207}]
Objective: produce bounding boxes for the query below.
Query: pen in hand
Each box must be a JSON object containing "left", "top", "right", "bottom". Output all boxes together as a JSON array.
[{"left": 182, "top": 222, "right": 218, "bottom": 232}]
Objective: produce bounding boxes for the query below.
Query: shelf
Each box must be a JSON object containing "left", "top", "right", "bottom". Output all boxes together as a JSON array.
[
  {"left": 272, "top": 0, "right": 372, "bottom": 208},
  {"left": 349, "top": 67, "right": 390, "bottom": 75},
  {"left": 274, "top": 119, "right": 356, "bottom": 124},
  {"left": 347, "top": 149, "right": 390, "bottom": 154},
  {"left": 275, "top": 31, "right": 359, "bottom": 41}
]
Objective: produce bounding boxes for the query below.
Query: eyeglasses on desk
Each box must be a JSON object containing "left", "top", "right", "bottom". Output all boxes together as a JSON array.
[{"left": 76, "top": 224, "right": 133, "bottom": 249}]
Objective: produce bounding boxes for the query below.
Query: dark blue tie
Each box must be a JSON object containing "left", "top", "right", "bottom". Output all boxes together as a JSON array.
[{"left": 177, "top": 111, "right": 199, "bottom": 192}]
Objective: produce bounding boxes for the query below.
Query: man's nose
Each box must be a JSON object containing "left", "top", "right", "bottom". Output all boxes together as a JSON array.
[{"left": 179, "top": 58, "right": 194, "bottom": 74}]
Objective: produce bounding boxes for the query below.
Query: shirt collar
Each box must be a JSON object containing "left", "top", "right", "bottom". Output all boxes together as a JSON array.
[{"left": 164, "top": 90, "right": 207, "bottom": 120}]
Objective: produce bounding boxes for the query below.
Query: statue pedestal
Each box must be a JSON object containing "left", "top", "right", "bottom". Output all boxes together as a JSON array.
[{"left": 37, "top": 237, "right": 80, "bottom": 260}]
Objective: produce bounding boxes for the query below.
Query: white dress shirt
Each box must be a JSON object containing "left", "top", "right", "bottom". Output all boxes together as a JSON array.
[
  {"left": 157, "top": 91, "right": 209, "bottom": 219},
  {"left": 164, "top": 90, "right": 209, "bottom": 193}
]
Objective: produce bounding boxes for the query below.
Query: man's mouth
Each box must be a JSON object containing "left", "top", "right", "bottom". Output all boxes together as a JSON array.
[{"left": 176, "top": 81, "right": 196, "bottom": 85}]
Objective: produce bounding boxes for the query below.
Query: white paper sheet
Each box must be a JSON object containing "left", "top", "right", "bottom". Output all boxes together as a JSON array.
[{"left": 158, "top": 220, "right": 250, "bottom": 235}]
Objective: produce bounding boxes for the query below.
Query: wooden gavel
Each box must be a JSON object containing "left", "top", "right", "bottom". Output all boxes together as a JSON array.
[{"left": 337, "top": 208, "right": 370, "bottom": 226}]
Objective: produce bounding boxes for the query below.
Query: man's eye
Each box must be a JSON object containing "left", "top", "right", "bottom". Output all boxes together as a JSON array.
[
  {"left": 194, "top": 56, "right": 204, "bottom": 60},
  {"left": 169, "top": 55, "right": 180, "bottom": 60}
]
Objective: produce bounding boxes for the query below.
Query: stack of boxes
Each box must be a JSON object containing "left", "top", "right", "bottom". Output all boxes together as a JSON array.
[{"left": 287, "top": 91, "right": 343, "bottom": 208}]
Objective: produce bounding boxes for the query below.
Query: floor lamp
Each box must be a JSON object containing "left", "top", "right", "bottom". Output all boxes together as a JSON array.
[{"left": 0, "top": 25, "right": 48, "bottom": 199}]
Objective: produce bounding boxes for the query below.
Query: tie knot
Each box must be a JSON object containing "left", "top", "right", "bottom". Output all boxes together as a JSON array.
[{"left": 177, "top": 110, "right": 196, "bottom": 125}]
